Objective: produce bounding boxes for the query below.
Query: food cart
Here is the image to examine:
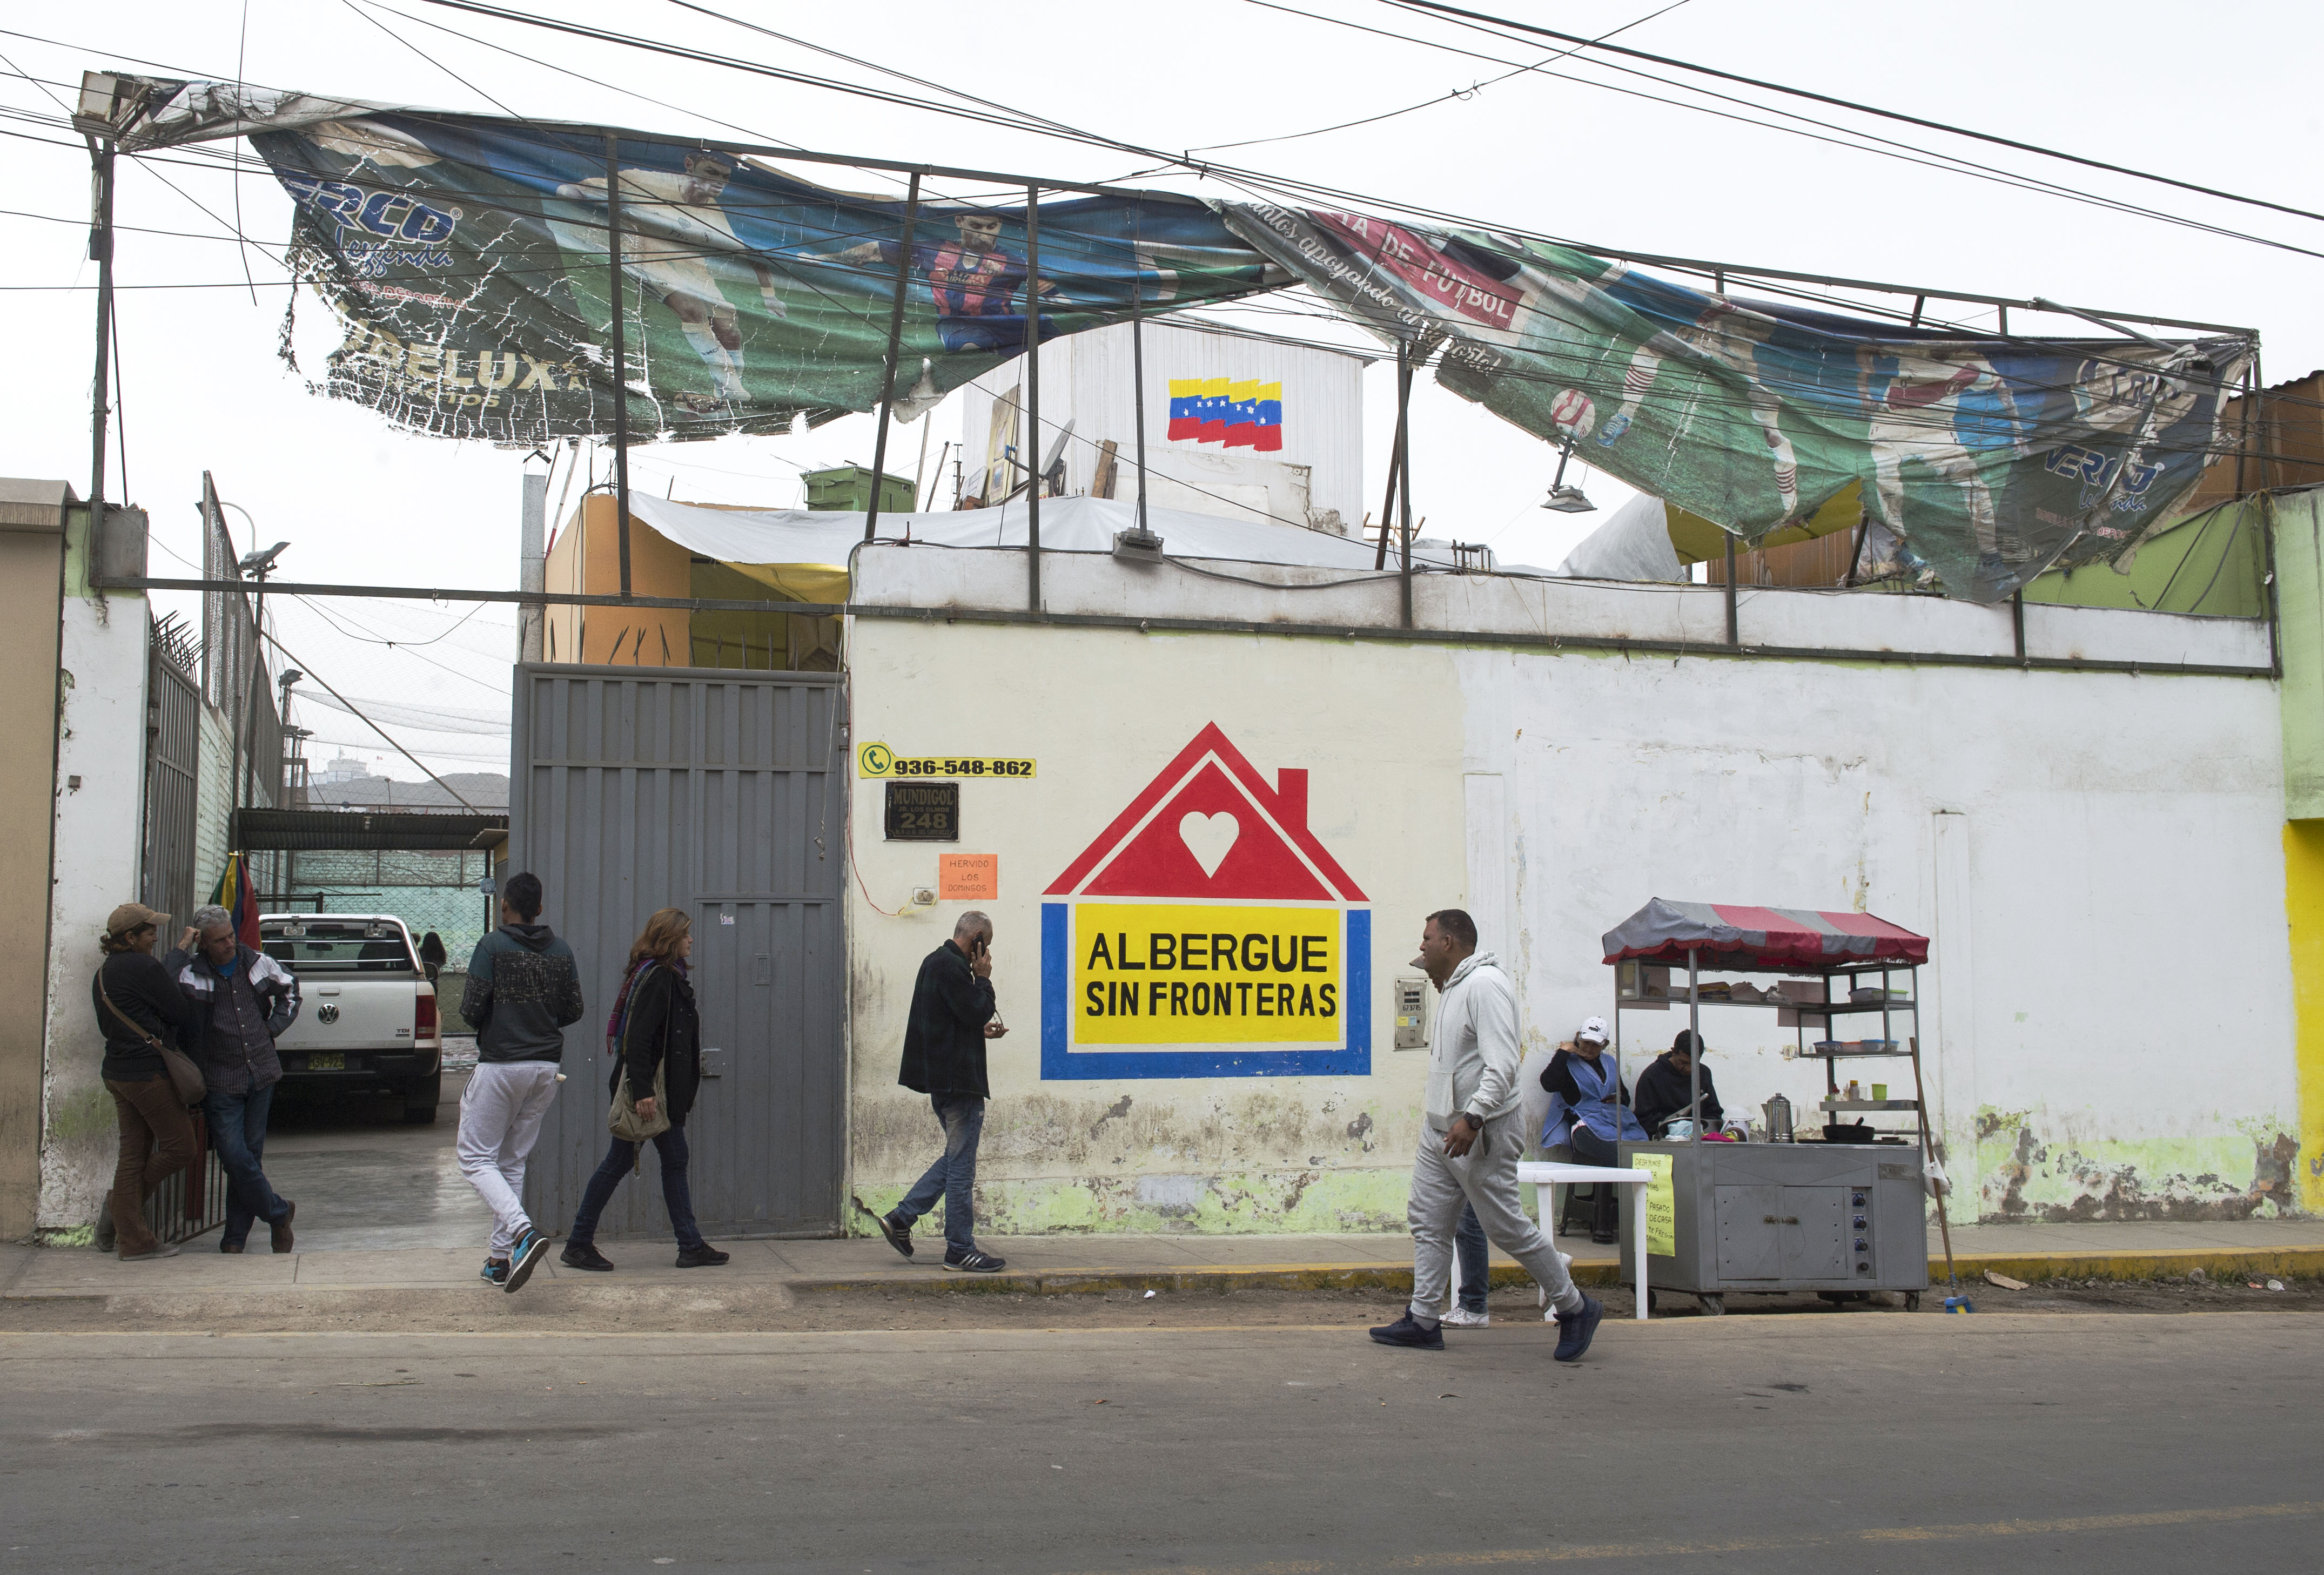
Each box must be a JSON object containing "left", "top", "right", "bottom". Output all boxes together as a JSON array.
[{"left": 1601, "top": 898, "right": 1933, "bottom": 1314}]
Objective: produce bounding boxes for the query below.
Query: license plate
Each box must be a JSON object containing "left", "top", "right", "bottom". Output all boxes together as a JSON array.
[{"left": 305, "top": 1053, "right": 346, "bottom": 1072}]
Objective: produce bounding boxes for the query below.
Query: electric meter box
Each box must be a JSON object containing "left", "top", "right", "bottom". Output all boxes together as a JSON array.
[{"left": 1393, "top": 975, "right": 1428, "bottom": 1049}]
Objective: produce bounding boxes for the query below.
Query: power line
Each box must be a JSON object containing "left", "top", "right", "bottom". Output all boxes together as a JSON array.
[{"left": 1389, "top": 0, "right": 2324, "bottom": 227}]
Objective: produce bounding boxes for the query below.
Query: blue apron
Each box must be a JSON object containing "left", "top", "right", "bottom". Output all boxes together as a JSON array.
[{"left": 1544, "top": 1051, "right": 1648, "bottom": 1149}]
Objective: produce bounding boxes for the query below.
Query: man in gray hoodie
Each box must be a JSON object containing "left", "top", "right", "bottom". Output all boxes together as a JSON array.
[
  {"left": 456, "top": 872, "right": 586, "bottom": 1291},
  {"left": 1371, "top": 908, "right": 1603, "bottom": 1360}
]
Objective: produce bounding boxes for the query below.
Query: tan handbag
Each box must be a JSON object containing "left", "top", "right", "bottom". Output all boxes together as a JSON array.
[
  {"left": 608, "top": 1059, "right": 670, "bottom": 1148},
  {"left": 97, "top": 967, "right": 206, "bottom": 1107}
]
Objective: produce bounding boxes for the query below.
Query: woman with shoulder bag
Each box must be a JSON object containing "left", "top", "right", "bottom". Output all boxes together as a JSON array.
[
  {"left": 560, "top": 908, "right": 729, "bottom": 1271},
  {"left": 90, "top": 903, "right": 204, "bottom": 1260}
]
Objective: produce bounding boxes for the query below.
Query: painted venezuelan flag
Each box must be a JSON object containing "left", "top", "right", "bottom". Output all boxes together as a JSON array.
[
  {"left": 1167, "top": 378, "right": 1204, "bottom": 441},
  {"left": 1168, "top": 376, "right": 1284, "bottom": 448},
  {"left": 209, "top": 851, "right": 263, "bottom": 950},
  {"left": 1253, "top": 381, "right": 1283, "bottom": 452}
]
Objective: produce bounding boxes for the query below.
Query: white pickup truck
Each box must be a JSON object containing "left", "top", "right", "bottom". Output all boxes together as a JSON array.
[{"left": 260, "top": 913, "right": 445, "bottom": 1123}]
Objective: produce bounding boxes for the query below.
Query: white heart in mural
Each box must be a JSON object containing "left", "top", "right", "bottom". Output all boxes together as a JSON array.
[{"left": 1179, "top": 811, "right": 1240, "bottom": 878}]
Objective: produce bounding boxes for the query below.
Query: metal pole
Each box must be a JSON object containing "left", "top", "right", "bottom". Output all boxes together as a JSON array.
[
  {"left": 1398, "top": 389, "right": 1416, "bottom": 630},
  {"left": 1375, "top": 344, "right": 1409, "bottom": 571},
  {"left": 1131, "top": 245, "right": 1151, "bottom": 536},
  {"left": 2011, "top": 589, "right": 2026, "bottom": 664},
  {"left": 1724, "top": 535, "right": 1739, "bottom": 644},
  {"left": 87, "top": 137, "right": 116, "bottom": 535},
  {"left": 241, "top": 568, "right": 269, "bottom": 817},
  {"left": 1687, "top": 951, "right": 1699, "bottom": 1151},
  {"left": 863, "top": 173, "right": 923, "bottom": 545},
  {"left": 1024, "top": 186, "right": 1043, "bottom": 612},
  {"left": 519, "top": 471, "right": 547, "bottom": 664},
  {"left": 604, "top": 134, "right": 633, "bottom": 599}
]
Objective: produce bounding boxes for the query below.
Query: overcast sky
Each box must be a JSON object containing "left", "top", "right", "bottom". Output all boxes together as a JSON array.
[{"left": 3, "top": 0, "right": 2317, "bottom": 778}]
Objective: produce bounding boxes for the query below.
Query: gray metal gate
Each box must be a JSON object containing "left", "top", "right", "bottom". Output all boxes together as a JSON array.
[
  {"left": 141, "top": 622, "right": 200, "bottom": 928},
  {"left": 511, "top": 664, "right": 846, "bottom": 1239}
]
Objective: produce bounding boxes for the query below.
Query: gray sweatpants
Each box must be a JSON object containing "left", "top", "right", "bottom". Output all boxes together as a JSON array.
[
  {"left": 1408, "top": 1108, "right": 1585, "bottom": 1320},
  {"left": 456, "top": 1059, "right": 561, "bottom": 1257}
]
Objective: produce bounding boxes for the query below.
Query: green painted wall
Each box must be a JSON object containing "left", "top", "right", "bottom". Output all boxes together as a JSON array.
[{"left": 2023, "top": 496, "right": 2268, "bottom": 619}]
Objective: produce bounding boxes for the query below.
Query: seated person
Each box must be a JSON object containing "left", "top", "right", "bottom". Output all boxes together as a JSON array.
[
  {"left": 1635, "top": 1029, "right": 1723, "bottom": 1136},
  {"left": 1540, "top": 1016, "right": 1648, "bottom": 1243}
]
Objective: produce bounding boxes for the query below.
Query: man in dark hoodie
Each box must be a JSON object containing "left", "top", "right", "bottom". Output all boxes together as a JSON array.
[{"left": 456, "top": 872, "right": 586, "bottom": 1291}]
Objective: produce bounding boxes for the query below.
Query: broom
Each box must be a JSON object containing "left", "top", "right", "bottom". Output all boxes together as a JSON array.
[{"left": 1910, "top": 1038, "right": 1971, "bottom": 1312}]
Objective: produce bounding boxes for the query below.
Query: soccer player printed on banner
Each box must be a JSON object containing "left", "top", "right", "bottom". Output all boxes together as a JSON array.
[
  {"left": 1588, "top": 301, "right": 1803, "bottom": 524},
  {"left": 811, "top": 210, "right": 1061, "bottom": 355},
  {"left": 549, "top": 151, "right": 791, "bottom": 412},
  {"left": 1859, "top": 346, "right": 2026, "bottom": 576}
]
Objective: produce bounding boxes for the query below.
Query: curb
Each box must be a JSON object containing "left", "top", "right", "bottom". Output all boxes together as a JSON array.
[{"left": 790, "top": 1244, "right": 2324, "bottom": 1300}]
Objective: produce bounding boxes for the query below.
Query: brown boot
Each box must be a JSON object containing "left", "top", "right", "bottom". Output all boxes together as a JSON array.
[{"left": 270, "top": 1199, "right": 296, "bottom": 1253}]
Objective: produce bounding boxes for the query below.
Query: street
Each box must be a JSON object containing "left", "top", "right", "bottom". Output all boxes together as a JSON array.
[{"left": 3, "top": 1310, "right": 2318, "bottom": 1573}]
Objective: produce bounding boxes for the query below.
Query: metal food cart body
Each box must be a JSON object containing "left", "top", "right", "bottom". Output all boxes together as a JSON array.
[
  {"left": 1600, "top": 898, "right": 1937, "bottom": 1314},
  {"left": 1618, "top": 1139, "right": 1927, "bottom": 1305}
]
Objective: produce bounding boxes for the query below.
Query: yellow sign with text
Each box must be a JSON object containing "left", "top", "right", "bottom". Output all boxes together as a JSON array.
[
  {"left": 856, "top": 741, "right": 1035, "bottom": 779},
  {"left": 1073, "top": 903, "right": 1341, "bottom": 1045},
  {"left": 1632, "top": 1151, "right": 1676, "bottom": 1257}
]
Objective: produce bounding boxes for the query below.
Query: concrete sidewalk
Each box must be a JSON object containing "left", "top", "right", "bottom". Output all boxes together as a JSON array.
[{"left": 4, "top": 1216, "right": 2321, "bottom": 1314}]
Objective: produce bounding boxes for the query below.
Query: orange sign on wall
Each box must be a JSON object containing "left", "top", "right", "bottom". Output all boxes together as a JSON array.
[{"left": 939, "top": 853, "right": 998, "bottom": 901}]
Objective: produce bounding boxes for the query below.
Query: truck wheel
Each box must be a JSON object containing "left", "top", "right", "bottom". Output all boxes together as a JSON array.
[{"left": 402, "top": 1069, "right": 443, "bottom": 1125}]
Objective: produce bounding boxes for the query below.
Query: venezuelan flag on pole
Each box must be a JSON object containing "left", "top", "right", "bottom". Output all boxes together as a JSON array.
[{"left": 209, "top": 852, "right": 262, "bottom": 950}]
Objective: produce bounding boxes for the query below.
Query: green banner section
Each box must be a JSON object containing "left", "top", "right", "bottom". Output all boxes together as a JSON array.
[{"left": 1222, "top": 204, "right": 2252, "bottom": 602}]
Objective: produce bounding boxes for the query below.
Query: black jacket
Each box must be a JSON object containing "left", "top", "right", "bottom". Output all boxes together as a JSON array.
[
  {"left": 614, "top": 962, "right": 702, "bottom": 1125},
  {"left": 462, "top": 923, "right": 586, "bottom": 1064},
  {"left": 897, "top": 939, "right": 996, "bottom": 1098},
  {"left": 92, "top": 948, "right": 200, "bottom": 1082},
  {"left": 1634, "top": 1052, "right": 1723, "bottom": 1133}
]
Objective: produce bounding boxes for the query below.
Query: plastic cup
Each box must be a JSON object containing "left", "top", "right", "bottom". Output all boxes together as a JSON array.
[{"left": 1871, "top": 1083, "right": 1888, "bottom": 1101}]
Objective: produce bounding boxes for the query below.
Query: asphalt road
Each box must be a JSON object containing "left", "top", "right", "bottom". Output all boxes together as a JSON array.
[{"left": 2, "top": 1311, "right": 2317, "bottom": 1573}]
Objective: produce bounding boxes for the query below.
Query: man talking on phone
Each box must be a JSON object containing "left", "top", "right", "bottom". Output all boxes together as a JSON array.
[{"left": 874, "top": 911, "right": 1009, "bottom": 1271}]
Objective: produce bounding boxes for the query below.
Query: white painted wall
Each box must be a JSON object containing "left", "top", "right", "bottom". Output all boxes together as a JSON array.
[
  {"left": 37, "top": 510, "right": 152, "bottom": 1236},
  {"left": 844, "top": 546, "right": 2297, "bottom": 1230},
  {"left": 955, "top": 319, "right": 1369, "bottom": 534}
]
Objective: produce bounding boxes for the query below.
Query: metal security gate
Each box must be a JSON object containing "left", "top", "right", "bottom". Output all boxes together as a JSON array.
[
  {"left": 511, "top": 664, "right": 846, "bottom": 1239},
  {"left": 140, "top": 623, "right": 200, "bottom": 927}
]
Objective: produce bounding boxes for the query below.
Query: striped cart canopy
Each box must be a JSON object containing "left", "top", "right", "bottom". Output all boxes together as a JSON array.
[{"left": 1602, "top": 898, "right": 1929, "bottom": 971}]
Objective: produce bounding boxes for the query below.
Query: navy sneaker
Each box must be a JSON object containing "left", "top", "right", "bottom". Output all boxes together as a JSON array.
[
  {"left": 560, "top": 1242, "right": 614, "bottom": 1272},
  {"left": 1553, "top": 1294, "right": 1604, "bottom": 1362},
  {"left": 479, "top": 1257, "right": 509, "bottom": 1287},
  {"left": 503, "top": 1226, "right": 549, "bottom": 1293},
  {"left": 873, "top": 1211, "right": 915, "bottom": 1260},
  {"left": 1368, "top": 1311, "right": 1445, "bottom": 1350},
  {"left": 942, "top": 1248, "right": 1006, "bottom": 1273}
]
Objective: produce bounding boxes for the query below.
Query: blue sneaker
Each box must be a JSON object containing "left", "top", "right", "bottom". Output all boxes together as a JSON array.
[
  {"left": 1595, "top": 413, "right": 1632, "bottom": 447},
  {"left": 1368, "top": 1311, "right": 1445, "bottom": 1350},
  {"left": 479, "top": 1257, "right": 509, "bottom": 1287},
  {"left": 503, "top": 1226, "right": 550, "bottom": 1294},
  {"left": 1553, "top": 1294, "right": 1604, "bottom": 1362}
]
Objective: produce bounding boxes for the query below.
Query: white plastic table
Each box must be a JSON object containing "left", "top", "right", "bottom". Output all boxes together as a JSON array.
[{"left": 1512, "top": 1161, "right": 1653, "bottom": 1320}]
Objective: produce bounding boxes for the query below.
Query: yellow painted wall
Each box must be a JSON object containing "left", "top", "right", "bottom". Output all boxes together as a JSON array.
[
  {"left": 0, "top": 515, "right": 62, "bottom": 1236},
  {"left": 2287, "top": 819, "right": 2324, "bottom": 1213},
  {"left": 541, "top": 493, "right": 693, "bottom": 667}
]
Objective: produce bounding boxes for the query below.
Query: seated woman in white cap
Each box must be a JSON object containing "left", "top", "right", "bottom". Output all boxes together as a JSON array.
[{"left": 1540, "top": 1016, "right": 1648, "bottom": 1243}]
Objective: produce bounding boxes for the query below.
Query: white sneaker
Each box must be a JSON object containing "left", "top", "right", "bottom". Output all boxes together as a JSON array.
[{"left": 1440, "top": 1306, "right": 1492, "bottom": 1329}]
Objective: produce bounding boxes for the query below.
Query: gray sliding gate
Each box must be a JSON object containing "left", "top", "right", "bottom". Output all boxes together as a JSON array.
[{"left": 511, "top": 664, "right": 846, "bottom": 1240}]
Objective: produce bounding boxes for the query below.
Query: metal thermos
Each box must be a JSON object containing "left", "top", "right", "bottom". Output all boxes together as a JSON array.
[{"left": 1763, "top": 1093, "right": 1794, "bottom": 1143}]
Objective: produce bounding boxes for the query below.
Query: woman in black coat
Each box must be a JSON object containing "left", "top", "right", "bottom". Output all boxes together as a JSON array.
[{"left": 560, "top": 908, "right": 728, "bottom": 1271}]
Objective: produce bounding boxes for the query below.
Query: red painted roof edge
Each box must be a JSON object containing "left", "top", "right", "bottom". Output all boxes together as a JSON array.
[{"left": 1043, "top": 722, "right": 1368, "bottom": 900}]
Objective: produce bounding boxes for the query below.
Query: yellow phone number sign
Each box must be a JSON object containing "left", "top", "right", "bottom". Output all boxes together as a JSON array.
[{"left": 857, "top": 742, "right": 1036, "bottom": 780}]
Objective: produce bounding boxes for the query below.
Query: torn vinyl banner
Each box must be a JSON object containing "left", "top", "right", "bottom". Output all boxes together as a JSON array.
[
  {"left": 123, "top": 83, "right": 1281, "bottom": 444},
  {"left": 1222, "top": 204, "right": 2253, "bottom": 602}
]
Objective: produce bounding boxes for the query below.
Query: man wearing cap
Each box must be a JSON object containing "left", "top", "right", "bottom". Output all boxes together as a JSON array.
[
  {"left": 1371, "top": 908, "right": 1603, "bottom": 1360},
  {"left": 90, "top": 903, "right": 203, "bottom": 1259},
  {"left": 1541, "top": 1016, "right": 1649, "bottom": 1243},
  {"left": 1636, "top": 1029, "right": 1723, "bottom": 1137}
]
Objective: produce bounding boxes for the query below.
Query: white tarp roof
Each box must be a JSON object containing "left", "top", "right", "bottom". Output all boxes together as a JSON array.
[{"left": 626, "top": 493, "right": 1489, "bottom": 574}]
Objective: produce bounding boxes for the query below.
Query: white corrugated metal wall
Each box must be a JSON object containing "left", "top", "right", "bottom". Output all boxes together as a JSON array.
[{"left": 954, "top": 320, "right": 1368, "bottom": 536}]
